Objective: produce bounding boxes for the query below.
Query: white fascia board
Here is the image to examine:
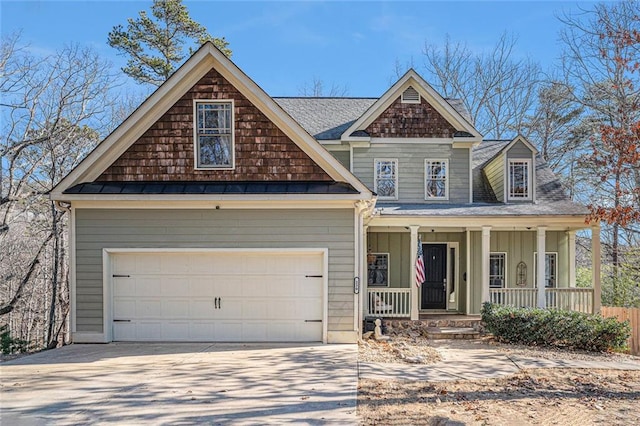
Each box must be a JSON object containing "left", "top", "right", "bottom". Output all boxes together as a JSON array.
[
  {"left": 52, "top": 192, "right": 369, "bottom": 202},
  {"left": 340, "top": 69, "right": 482, "bottom": 140},
  {"left": 368, "top": 215, "right": 590, "bottom": 230},
  {"left": 69, "top": 199, "right": 361, "bottom": 210},
  {"left": 319, "top": 139, "right": 343, "bottom": 145}
]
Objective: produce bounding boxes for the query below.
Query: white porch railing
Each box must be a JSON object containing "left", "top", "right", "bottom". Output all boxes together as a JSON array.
[
  {"left": 367, "top": 288, "right": 411, "bottom": 317},
  {"left": 489, "top": 288, "right": 538, "bottom": 308},
  {"left": 546, "top": 288, "right": 594, "bottom": 314},
  {"left": 490, "top": 288, "right": 594, "bottom": 313}
]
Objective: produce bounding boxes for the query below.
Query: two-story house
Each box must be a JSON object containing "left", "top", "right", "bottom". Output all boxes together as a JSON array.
[{"left": 51, "top": 42, "right": 601, "bottom": 344}]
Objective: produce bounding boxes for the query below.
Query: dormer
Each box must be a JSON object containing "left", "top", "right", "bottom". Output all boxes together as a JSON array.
[
  {"left": 483, "top": 135, "right": 538, "bottom": 203},
  {"left": 340, "top": 69, "right": 482, "bottom": 147}
]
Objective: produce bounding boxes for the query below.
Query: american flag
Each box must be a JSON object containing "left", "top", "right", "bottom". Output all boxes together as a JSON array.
[{"left": 416, "top": 236, "right": 425, "bottom": 287}]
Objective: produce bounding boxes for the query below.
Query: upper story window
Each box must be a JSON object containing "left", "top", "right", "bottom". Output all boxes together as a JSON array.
[
  {"left": 508, "top": 159, "right": 531, "bottom": 200},
  {"left": 374, "top": 159, "right": 398, "bottom": 200},
  {"left": 194, "top": 100, "right": 234, "bottom": 169},
  {"left": 425, "top": 159, "right": 448, "bottom": 200}
]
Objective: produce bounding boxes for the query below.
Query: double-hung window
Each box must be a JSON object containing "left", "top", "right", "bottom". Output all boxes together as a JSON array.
[
  {"left": 374, "top": 159, "right": 398, "bottom": 200},
  {"left": 489, "top": 253, "right": 506, "bottom": 288},
  {"left": 194, "top": 100, "right": 234, "bottom": 169},
  {"left": 425, "top": 159, "right": 448, "bottom": 199},
  {"left": 508, "top": 159, "right": 531, "bottom": 200}
]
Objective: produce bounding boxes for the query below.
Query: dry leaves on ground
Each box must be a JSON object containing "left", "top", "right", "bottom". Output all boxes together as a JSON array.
[
  {"left": 358, "top": 369, "right": 640, "bottom": 425},
  {"left": 358, "top": 336, "right": 442, "bottom": 364}
]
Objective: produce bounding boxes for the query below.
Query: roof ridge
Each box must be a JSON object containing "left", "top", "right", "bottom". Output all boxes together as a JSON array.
[{"left": 273, "top": 96, "right": 379, "bottom": 100}]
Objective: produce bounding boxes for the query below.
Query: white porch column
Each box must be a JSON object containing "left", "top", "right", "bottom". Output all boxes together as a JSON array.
[
  {"left": 592, "top": 224, "right": 602, "bottom": 313},
  {"left": 409, "top": 225, "right": 420, "bottom": 320},
  {"left": 537, "top": 226, "right": 547, "bottom": 308},
  {"left": 481, "top": 226, "right": 491, "bottom": 304},
  {"left": 567, "top": 230, "right": 576, "bottom": 287}
]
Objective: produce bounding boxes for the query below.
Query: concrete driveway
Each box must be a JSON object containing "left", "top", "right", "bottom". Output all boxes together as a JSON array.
[{"left": 0, "top": 343, "right": 357, "bottom": 425}]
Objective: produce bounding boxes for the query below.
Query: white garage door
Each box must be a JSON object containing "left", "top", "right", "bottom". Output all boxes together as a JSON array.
[{"left": 111, "top": 251, "right": 324, "bottom": 342}]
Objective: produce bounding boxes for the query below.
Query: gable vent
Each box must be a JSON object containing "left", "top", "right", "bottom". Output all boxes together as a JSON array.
[{"left": 401, "top": 86, "right": 420, "bottom": 103}]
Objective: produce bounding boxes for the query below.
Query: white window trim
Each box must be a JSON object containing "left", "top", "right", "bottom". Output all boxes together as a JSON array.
[
  {"left": 507, "top": 158, "right": 532, "bottom": 201},
  {"left": 489, "top": 252, "right": 507, "bottom": 288},
  {"left": 534, "top": 252, "right": 558, "bottom": 288},
  {"left": 193, "top": 99, "right": 235, "bottom": 170},
  {"left": 367, "top": 252, "right": 390, "bottom": 287},
  {"left": 374, "top": 158, "right": 399, "bottom": 200},
  {"left": 424, "top": 159, "right": 449, "bottom": 200}
]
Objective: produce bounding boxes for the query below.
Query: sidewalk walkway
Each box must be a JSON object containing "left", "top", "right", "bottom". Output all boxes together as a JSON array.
[{"left": 358, "top": 340, "right": 640, "bottom": 382}]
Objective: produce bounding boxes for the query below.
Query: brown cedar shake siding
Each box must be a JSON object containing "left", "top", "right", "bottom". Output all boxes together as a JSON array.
[
  {"left": 366, "top": 96, "right": 457, "bottom": 138},
  {"left": 99, "top": 68, "right": 332, "bottom": 182}
]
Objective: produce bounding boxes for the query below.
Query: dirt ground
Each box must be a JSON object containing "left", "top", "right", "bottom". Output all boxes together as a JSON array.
[{"left": 358, "top": 368, "right": 640, "bottom": 425}]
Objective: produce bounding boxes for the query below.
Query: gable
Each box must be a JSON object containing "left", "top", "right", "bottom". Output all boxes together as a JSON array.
[
  {"left": 341, "top": 70, "right": 482, "bottom": 142},
  {"left": 99, "top": 68, "right": 332, "bottom": 182},
  {"left": 365, "top": 95, "right": 457, "bottom": 138}
]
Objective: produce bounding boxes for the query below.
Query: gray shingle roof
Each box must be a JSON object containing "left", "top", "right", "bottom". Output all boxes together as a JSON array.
[
  {"left": 274, "top": 97, "right": 472, "bottom": 140},
  {"left": 274, "top": 97, "right": 376, "bottom": 140}
]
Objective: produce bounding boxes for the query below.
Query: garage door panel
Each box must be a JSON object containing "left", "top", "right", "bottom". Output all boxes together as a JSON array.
[
  {"left": 243, "top": 300, "right": 267, "bottom": 319},
  {"left": 216, "top": 322, "right": 243, "bottom": 341},
  {"left": 190, "top": 300, "right": 215, "bottom": 318},
  {"left": 162, "top": 299, "right": 189, "bottom": 318},
  {"left": 189, "top": 322, "right": 214, "bottom": 340},
  {"left": 136, "top": 255, "right": 162, "bottom": 274},
  {"left": 113, "top": 279, "right": 135, "bottom": 297},
  {"left": 215, "top": 276, "right": 243, "bottom": 296},
  {"left": 137, "top": 277, "right": 160, "bottom": 296},
  {"left": 138, "top": 300, "right": 162, "bottom": 318},
  {"left": 112, "top": 251, "right": 324, "bottom": 342},
  {"left": 114, "top": 299, "right": 135, "bottom": 318},
  {"left": 137, "top": 322, "right": 163, "bottom": 340},
  {"left": 189, "top": 278, "right": 215, "bottom": 297}
]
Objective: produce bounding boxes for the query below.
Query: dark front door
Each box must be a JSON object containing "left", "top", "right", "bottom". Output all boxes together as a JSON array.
[{"left": 421, "top": 244, "right": 447, "bottom": 309}]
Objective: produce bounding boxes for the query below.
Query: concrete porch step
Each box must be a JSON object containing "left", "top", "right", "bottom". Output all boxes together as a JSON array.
[{"left": 425, "top": 327, "right": 481, "bottom": 340}]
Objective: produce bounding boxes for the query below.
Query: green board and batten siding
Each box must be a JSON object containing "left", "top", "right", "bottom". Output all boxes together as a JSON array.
[
  {"left": 352, "top": 144, "right": 470, "bottom": 203},
  {"left": 75, "top": 208, "right": 355, "bottom": 335},
  {"left": 468, "top": 230, "right": 570, "bottom": 314}
]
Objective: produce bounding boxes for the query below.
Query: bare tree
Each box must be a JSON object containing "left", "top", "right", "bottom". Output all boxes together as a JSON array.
[
  {"left": 558, "top": 0, "right": 640, "bottom": 304},
  {"left": 521, "top": 80, "right": 585, "bottom": 197},
  {"left": 1, "top": 34, "right": 119, "bottom": 351},
  {"left": 297, "top": 77, "right": 349, "bottom": 97},
  {"left": 421, "top": 32, "right": 541, "bottom": 139}
]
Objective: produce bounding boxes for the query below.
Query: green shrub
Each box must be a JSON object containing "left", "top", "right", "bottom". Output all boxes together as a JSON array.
[
  {"left": 481, "top": 302, "right": 631, "bottom": 352},
  {"left": 0, "top": 325, "right": 29, "bottom": 354}
]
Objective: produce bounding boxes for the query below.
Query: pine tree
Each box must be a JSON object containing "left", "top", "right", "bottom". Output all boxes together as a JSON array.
[{"left": 108, "top": 0, "right": 230, "bottom": 86}]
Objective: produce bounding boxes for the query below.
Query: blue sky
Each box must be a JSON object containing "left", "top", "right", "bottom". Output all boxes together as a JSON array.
[{"left": 2, "top": 1, "right": 596, "bottom": 97}]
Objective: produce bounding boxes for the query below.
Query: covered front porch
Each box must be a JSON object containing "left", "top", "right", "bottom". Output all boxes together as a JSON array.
[{"left": 362, "top": 215, "right": 601, "bottom": 320}]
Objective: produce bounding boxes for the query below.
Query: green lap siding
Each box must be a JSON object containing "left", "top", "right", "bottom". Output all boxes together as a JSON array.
[
  {"left": 352, "top": 144, "right": 470, "bottom": 203},
  {"left": 75, "top": 208, "right": 355, "bottom": 334}
]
